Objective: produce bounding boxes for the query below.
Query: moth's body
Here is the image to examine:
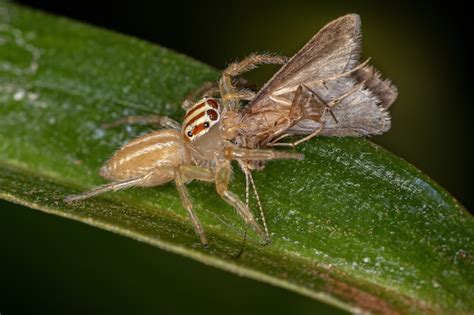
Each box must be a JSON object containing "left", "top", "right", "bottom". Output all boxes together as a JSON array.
[
  {"left": 65, "top": 13, "right": 397, "bottom": 247},
  {"left": 236, "top": 15, "right": 397, "bottom": 148},
  {"left": 238, "top": 65, "right": 395, "bottom": 150}
]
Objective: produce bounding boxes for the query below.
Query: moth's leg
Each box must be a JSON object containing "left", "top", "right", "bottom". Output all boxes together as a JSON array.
[
  {"left": 102, "top": 115, "right": 181, "bottom": 130},
  {"left": 174, "top": 168, "right": 209, "bottom": 246},
  {"left": 237, "top": 160, "right": 268, "bottom": 239},
  {"left": 181, "top": 81, "right": 220, "bottom": 110},
  {"left": 302, "top": 84, "right": 338, "bottom": 123},
  {"left": 261, "top": 86, "right": 307, "bottom": 145},
  {"left": 219, "top": 53, "right": 288, "bottom": 110},
  {"left": 326, "top": 80, "right": 365, "bottom": 109},
  {"left": 268, "top": 85, "right": 337, "bottom": 147},
  {"left": 64, "top": 173, "right": 154, "bottom": 203},
  {"left": 271, "top": 122, "right": 326, "bottom": 147},
  {"left": 269, "top": 92, "right": 333, "bottom": 147},
  {"left": 215, "top": 159, "right": 269, "bottom": 244}
]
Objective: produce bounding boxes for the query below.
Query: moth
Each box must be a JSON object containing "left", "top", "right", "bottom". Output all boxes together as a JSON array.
[
  {"left": 236, "top": 13, "right": 397, "bottom": 151},
  {"left": 65, "top": 13, "right": 397, "bottom": 247}
]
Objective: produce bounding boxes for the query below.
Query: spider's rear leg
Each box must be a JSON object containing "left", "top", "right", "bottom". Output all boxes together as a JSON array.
[{"left": 64, "top": 173, "right": 155, "bottom": 203}]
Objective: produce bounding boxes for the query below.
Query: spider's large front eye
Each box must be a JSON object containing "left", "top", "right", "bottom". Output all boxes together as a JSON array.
[
  {"left": 206, "top": 98, "right": 219, "bottom": 109},
  {"left": 187, "top": 131, "right": 193, "bottom": 137}
]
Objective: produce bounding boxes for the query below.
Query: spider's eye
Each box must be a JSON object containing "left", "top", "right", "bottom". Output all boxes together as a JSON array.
[
  {"left": 204, "top": 122, "right": 210, "bottom": 128},
  {"left": 187, "top": 131, "right": 193, "bottom": 137}
]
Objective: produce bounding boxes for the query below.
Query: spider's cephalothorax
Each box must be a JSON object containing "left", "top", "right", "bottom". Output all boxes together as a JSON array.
[{"left": 182, "top": 97, "right": 222, "bottom": 141}]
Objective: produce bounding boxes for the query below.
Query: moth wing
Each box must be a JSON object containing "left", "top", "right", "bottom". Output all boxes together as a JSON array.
[
  {"left": 353, "top": 64, "right": 398, "bottom": 109},
  {"left": 290, "top": 62, "right": 397, "bottom": 137},
  {"left": 249, "top": 13, "right": 362, "bottom": 110},
  {"left": 244, "top": 14, "right": 397, "bottom": 138},
  {"left": 288, "top": 81, "right": 392, "bottom": 137}
]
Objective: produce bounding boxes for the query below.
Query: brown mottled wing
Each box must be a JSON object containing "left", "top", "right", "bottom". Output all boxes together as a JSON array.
[
  {"left": 243, "top": 14, "right": 397, "bottom": 138},
  {"left": 289, "top": 64, "right": 398, "bottom": 136},
  {"left": 289, "top": 83, "right": 392, "bottom": 137},
  {"left": 248, "top": 14, "right": 362, "bottom": 111}
]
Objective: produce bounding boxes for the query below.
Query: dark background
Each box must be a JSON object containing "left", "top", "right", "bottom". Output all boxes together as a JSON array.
[{"left": 2, "top": 1, "right": 472, "bottom": 314}]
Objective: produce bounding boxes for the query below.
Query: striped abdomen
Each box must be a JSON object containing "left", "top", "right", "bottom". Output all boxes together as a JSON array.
[{"left": 100, "top": 129, "right": 188, "bottom": 183}]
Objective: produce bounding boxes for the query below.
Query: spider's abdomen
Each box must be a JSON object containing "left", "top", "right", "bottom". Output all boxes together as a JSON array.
[{"left": 100, "top": 129, "right": 189, "bottom": 184}]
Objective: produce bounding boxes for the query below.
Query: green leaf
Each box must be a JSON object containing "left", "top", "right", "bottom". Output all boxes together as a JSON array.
[{"left": 1, "top": 3, "right": 473, "bottom": 314}]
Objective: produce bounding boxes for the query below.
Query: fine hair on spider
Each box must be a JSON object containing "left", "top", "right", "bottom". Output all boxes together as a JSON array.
[
  {"left": 65, "top": 13, "right": 397, "bottom": 249},
  {"left": 64, "top": 54, "right": 302, "bottom": 247}
]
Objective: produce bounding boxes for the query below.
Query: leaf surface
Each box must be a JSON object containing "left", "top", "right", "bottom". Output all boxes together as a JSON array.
[{"left": 1, "top": 3, "right": 472, "bottom": 314}]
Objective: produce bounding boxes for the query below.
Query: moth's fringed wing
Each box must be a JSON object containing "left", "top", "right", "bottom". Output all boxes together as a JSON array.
[
  {"left": 353, "top": 64, "right": 398, "bottom": 109},
  {"left": 241, "top": 14, "right": 398, "bottom": 142}
]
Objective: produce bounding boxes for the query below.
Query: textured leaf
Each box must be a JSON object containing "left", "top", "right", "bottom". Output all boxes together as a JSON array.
[{"left": 0, "top": 3, "right": 473, "bottom": 314}]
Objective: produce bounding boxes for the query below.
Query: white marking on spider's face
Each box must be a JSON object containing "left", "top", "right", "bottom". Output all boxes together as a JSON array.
[{"left": 182, "top": 97, "right": 221, "bottom": 141}]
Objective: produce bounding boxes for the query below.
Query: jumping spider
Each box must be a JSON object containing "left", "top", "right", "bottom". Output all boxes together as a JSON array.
[
  {"left": 65, "top": 14, "right": 396, "bottom": 248},
  {"left": 65, "top": 54, "right": 303, "bottom": 247}
]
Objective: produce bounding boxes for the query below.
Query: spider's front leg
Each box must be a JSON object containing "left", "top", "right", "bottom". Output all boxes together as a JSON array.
[
  {"left": 215, "top": 146, "right": 303, "bottom": 243},
  {"left": 219, "top": 53, "right": 288, "bottom": 110},
  {"left": 178, "top": 163, "right": 270, "bottom": 245}
]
